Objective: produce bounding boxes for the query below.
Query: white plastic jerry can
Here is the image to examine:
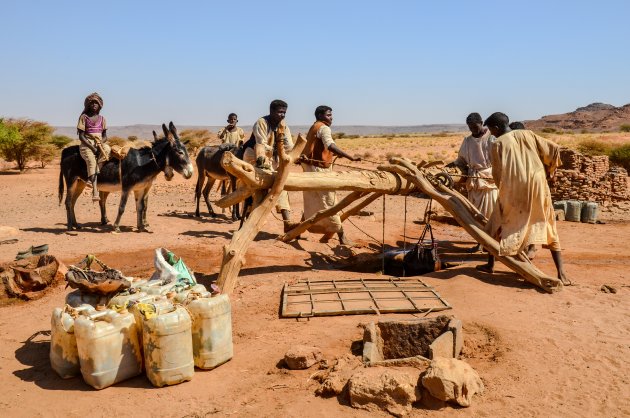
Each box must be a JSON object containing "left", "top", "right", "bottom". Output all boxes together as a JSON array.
[
  {"left": 107, "top": 290, "right": 149, "bottom": 309},
  {"left": 65, "top": 289, "right": 111, "bottom": 308},
  {"left": 173, "top": 283, "right": 208, "bottom": 303},
  {"left": 139, "top": 279, "right": 177, "bottom": 296},
  {"left": 128, "top": 295, "right": 172, "bottom": 347},
  {"left": 50, "top": 304, "right": 95, "bottom": 379},
  {"left": 74, "top": 308, "right": 143, "bottom": 390},
  {"left": 186, "top": 294, "right": 233, "bottom": 370},
  {"left": 142, "top": 305, "right": 194, "bottom": 387}
]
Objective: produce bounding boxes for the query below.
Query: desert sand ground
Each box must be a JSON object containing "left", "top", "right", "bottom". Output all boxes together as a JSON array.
[{"left": 0, "top": 133, "right": 628, "bottom": 417}]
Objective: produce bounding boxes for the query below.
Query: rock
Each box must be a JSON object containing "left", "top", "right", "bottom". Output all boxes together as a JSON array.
[
  {"left": 600, "top": 284, "right": 618, "bottom": 294},
  {"left": 448, "top": 318, "right": 463, "bottom": 358},
  {"left": 419, "top": 387, "right": 446, "bottom": 410},
  {"left": 284, "top": 345, "right": 322, "bottom": 370},
  {"left": 315, "top": 354, "right": 362, "bottom": 397},
  {"left": 348, "top": 367, "right": 419, "bottom": 417},
  {"left": 555, "top": 209, "right": 565, "bottom": 221},
  {"left": 421, "top": 357, "right": 484, "bottom": 407},
  {"left": 429, "top": 331, "right": 454, "bottom": 359}
]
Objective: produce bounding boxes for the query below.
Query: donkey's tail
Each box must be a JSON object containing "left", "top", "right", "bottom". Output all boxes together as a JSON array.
[{"left": 58, "top": 168, "right": 65, "bottom": 205}]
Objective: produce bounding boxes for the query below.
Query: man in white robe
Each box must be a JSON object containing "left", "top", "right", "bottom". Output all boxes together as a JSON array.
[{"left": 449, "top": 112, "right": 497, "bottom": 251}]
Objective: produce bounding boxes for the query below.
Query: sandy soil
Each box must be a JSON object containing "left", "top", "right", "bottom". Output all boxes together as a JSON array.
[{"left": 0, "top": 159, "right": 628, "bottom": 418}]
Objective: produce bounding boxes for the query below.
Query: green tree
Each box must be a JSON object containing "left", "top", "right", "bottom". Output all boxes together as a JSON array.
[
  {"left": 33, "top": 143, "right": 58, "bottom": 168},
  {"left": 50, "top": 134, "right": 73, "bottom": 149},
  {"left": 0, "top": 119, "right": 53, "bottom": 171}
]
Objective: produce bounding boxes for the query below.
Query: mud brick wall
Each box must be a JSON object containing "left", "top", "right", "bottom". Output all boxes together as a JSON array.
[{"left": 549, "top": 149, "right": 629, "bottom": 204}]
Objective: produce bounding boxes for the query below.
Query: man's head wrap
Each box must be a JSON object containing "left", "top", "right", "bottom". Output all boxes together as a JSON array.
[{"left": 84, "top": 92, "right": 103, "bottom": 110}]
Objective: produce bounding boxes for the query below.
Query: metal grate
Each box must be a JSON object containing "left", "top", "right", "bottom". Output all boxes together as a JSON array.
[{"left": 281, "top": 277, "right": 451, "bottom": 318}]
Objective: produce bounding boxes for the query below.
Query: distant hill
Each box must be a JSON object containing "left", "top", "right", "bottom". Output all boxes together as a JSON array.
[
  {"left": 53, "top": 123, "right": 466, "bottom": 139},
  {"left": 525, "top": 102, "right": 630, "bottom": 132}
]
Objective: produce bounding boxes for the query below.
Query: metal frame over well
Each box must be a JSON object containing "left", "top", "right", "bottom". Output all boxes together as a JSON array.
[{"left": 281, "top": 277, "right": 451, "bottom": 318}]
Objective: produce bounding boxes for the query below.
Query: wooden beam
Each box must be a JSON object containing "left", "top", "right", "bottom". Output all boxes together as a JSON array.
[
  {"left": 220, "top": 153, "right": 403, "bottom": 193},
  {"left": 279, "top": 191, "right": 367, "bottom": 242},
  {"left": 214, "top": 187, "right": 253, "bottom": 209}
]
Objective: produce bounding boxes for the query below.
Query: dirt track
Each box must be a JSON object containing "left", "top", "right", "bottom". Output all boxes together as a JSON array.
[{"left": 0, "top": 163, "right": 628, "bottom": 417}]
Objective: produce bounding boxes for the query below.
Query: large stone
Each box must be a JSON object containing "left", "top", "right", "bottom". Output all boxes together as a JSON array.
[
  {"left": 421, "top": 357, "right": 484, "bottom": 407},
  {"left": 315, "top": 354, "right": 362, "bottom": 397},
  {"left": 448, "top": 318, "right": 463, "bottom": 358},
  {"left": 284, "top": 345, "right": 322, "bottom": 370},
  {"left": 429, "top": 331, "right": 454, "bottom": 359},
  {"left": 348, "top": 367, "right": 419, "bottom": 417}
]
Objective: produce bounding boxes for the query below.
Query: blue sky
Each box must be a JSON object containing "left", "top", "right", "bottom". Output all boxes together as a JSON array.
[{"left": 1, "top": 0, "right": 629, "bottom": 127}]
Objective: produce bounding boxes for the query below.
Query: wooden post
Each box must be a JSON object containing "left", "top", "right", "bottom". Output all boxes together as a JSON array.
[
  {"left": 279, "top": 191, "right": 367, "bottom": 242},
  {"left": 216, "top": 134, "right": 306, "bottom": 294}
]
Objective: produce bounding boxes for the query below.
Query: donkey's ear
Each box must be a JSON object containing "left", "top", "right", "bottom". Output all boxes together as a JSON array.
[
  {"left": 162, "top": 123, "right": 169, "bottom": 139},
  {"left": 152, "top": 130, "right": 159, "bottom": 141},
  {"left": 169, "top": 121, "right": 178, "bottom": 138}
]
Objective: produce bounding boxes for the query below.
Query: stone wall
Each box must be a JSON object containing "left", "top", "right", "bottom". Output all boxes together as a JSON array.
[{"left": 549, "top": 149, "right": 629, "bottom": 205}]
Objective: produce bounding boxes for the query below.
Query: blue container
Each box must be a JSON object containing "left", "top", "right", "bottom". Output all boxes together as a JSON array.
[
  {"left": 553, "top": 200, "right": 567, "bottom": 214},
  {"left": 580, "top": 201, "right": 598, "bottom": 224},
  {"left": 565, "top": 200, "right": 582, "bottom": 222}
]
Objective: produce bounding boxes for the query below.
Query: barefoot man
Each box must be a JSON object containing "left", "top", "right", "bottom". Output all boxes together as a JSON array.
[
  {"left": 299, "top": 105, "right": 360, "bottom": 245},
  {"left": 478, "top": 112, "right": 571, "bottom": 285}
]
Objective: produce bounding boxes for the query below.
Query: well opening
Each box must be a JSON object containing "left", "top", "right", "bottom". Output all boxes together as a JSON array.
[{"left": 362, "top": 315, "right": 462, "bottom": 365}]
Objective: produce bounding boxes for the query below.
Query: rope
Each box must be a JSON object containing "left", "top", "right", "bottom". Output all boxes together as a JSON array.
[
  {"left": 381, "top": 194, "right": 386, "bottom": 273},
  {"left": 402, "top": 195, "right": 408, "bottom": 277},
  {"left": 344, "top": 216, "right": 382, "bottom": 244},
  {"left": 300, "top": 156, "right": 381, "bottom": 172}
]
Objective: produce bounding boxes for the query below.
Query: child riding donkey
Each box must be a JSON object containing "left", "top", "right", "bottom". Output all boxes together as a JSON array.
[{"left": 77, "top": 92, "right": 110, "bottom": 201}]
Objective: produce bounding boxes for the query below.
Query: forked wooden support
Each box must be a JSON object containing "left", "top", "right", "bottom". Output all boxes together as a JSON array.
[
  {"left": 215, "top": 134, "right": 306, "bottom": 294},
  {"left": 380, "top": 158, "right": 563, "bottom": 293},
  {"left": 216, "top": 150, "right": 562, "bottom": 294}
]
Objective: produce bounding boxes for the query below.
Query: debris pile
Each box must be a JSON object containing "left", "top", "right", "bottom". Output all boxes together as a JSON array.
[
  {"left": 0, "top": 244, "right": 65, "bottom": 300},
  {"left": 550, "top": 149, "right": 629, "bottom": 204}
]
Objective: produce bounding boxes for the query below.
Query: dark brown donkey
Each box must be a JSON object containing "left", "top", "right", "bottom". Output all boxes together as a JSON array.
[
  {"left": 194, "top": 143, "right": 244, "bottom": 221},
  {"left": 59, "top": 122, "right": 194, "bottom": 232}
]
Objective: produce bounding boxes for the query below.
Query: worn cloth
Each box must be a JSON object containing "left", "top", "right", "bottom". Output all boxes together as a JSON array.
[
  {"left": 77, "top": 114, "right": 110, "bottom": 176},
  {"left": 453, "top": 130, "right": 497, "bottom": 219},
  {"left": 218, "top": 126, "right": 245, "bottom": 144},
  {"left": 243, "top": 116, "right": 293, "bottom": 212},
  {"left": 303, "top": 121, "right": 334, "bottom": 168},
  {"left": 83, "top": 92, "right": 103, "bottom": 110},
  {"left": 487, "top": 130, "right": 562, "bottom": 256},
  {"left": 301, "top": 123, "right": 342, "bottom": 234}
]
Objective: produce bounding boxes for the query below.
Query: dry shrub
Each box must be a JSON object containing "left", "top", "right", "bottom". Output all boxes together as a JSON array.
[
  {"left": 577, "top": 139, "right": 612, "bottom": 156},
  {"left": 609, "top": 144, "right": 630, "bottom": 171}
]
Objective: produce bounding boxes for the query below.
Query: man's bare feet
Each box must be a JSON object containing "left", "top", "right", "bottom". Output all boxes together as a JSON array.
[
  {"left": 476, "top": 264, "right": 494, "bottom": 274},
  {"left": 558, "top": 271, "right": 573, "bottom": 286},
  {"left": 338, "top": 231, "right": 354, "bottom": 247}
]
